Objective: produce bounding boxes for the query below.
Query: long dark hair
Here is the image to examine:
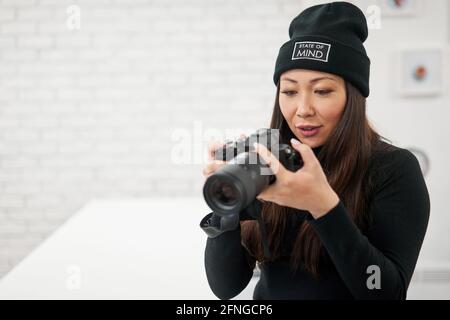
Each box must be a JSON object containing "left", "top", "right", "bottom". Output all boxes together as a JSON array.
[{"left": 240, "top": 80, "right": 391, "bottom": 276}]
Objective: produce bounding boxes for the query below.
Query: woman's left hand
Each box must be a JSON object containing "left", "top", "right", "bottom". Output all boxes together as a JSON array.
[{"left": 253, "top": 138, "right": 340, "bottom": 219}]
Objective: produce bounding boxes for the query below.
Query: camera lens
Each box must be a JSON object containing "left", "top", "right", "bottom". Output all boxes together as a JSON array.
[
  {"left": 211, "top": 180, "right": 238, "bottom": 207},
  {"left": 203, "top": 167, "right": 248, "bottom": 215},
  {"left": 203, "top": 156, "right": 271, "bottom": 215}
]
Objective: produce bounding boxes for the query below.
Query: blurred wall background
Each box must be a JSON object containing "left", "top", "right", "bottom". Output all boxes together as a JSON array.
[{"left": 0, "top": 0, "right": 448, "bottom": 283}]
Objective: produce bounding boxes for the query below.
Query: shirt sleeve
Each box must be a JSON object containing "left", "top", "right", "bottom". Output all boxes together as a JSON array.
[
  {"left": 203, "top": 218, "right": 256, "bottom": 300},
  {"left": 309, "top": 149, "right": 430, "bottom": 299}
]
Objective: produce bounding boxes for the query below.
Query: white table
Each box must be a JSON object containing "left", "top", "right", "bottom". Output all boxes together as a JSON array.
[
  {"left": 0, "top": 197, "right": 448, "bottom": 300},
  {"left": 0, "top": 197, "right": 256, "bottom": 299}
]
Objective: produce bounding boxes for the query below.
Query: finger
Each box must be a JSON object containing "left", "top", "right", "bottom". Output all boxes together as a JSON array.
[
  {"left": 207, "top": 140, "right": 225, "bottom": 162},
  {"left": 252, "top": 142, "right": 287, "bottom": 178},
  {"left": 202, "top": 160, "right": 226, "bottom": 177},
  {"left": 290, "top": 138, "right": 319, "bottom": 169},
  {"left": 203, "top": 161, "right": 225, "bottom": 176}
]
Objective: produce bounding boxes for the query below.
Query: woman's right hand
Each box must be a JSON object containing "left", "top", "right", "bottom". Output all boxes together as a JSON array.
[
  {"left": 202, "top": 134, "right": 246, "bottom": 181},
  {"left": 202, "top": 140, "right": 227, "bottom": 181}
]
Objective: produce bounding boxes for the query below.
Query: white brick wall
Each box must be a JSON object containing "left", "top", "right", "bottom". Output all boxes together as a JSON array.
[
  {"left": 0, "top": 0, "right": 301, "bottom": 277},
  {"left": 1, "top": 0, "right": 448, "bottom": 280}
]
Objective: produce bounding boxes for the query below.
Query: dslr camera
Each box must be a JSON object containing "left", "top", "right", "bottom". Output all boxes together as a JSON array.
[{"left": 203, "top": 128, "right": 304, "bottom": 216}]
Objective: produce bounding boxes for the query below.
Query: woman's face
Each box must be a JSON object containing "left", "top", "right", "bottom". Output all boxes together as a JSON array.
[{"left": 279, "top": 69, "right": 347, "bottom": 148}]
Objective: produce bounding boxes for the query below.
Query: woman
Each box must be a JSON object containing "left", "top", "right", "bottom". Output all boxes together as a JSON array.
[{"left": 200, "top": 1, "right": 430, "bottom": 300}]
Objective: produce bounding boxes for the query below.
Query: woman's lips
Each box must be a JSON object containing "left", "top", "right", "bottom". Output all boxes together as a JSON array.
[{"left": 296, "top": 126, "right": 322, "bottom": 137}]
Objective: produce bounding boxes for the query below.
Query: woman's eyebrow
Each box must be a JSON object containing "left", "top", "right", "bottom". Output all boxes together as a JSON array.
[
  {"left": 281, "top": 77, "right": 298, "bottom": 83},
  {"left": 281, "top": 76, "right": 336, "bottom": 84}
]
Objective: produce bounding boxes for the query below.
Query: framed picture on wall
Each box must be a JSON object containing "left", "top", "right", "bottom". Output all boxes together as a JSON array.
[
  {"left": 396, "top": 46, "right": 446, "bottom": 97},
  {"left": 379, "top": 0, "right": 421, "bottom": 17}
]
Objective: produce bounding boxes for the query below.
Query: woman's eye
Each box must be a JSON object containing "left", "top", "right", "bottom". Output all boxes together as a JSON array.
[
  {"left": 315, "top": 89, "right": 332, "bottom": 96},
  {"left": 281, "top": 91, "right": 296, "bottom": 96},
  {"left": 282, "top": 89, "right": 333, "bottom": 96}
]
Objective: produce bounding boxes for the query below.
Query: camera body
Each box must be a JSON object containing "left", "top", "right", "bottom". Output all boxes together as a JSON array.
[{"left": 203, "top": 128, "right": 304, "bottom": 216}]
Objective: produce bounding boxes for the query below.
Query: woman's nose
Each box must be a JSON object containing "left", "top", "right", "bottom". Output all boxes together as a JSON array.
[{"left": 295, "top": 99, "right": 315, "bottom": 118}]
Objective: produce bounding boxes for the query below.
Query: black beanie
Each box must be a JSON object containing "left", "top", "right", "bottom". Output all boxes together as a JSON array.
[{"left": 273, "top": 1, "right": 370, "bottom": 97}]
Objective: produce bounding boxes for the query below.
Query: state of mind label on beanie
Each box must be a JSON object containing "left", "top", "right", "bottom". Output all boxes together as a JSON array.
[{"left": 291, "top": 41, "right": 331, "bottom": 63}]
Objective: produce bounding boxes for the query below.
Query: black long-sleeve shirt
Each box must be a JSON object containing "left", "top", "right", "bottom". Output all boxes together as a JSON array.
[{"left": 200, "top": 141, "right": 430, "bottom": 300}]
